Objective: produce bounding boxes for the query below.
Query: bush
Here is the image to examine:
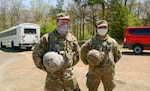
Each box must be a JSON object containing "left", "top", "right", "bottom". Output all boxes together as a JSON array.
[{"left": 40, "top": 20, "right": 56, "bottom": 37}]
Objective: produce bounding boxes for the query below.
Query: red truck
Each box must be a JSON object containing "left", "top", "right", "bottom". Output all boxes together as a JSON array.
[{"left": 123, "top": 26, "right": 150, "bottom": 54}]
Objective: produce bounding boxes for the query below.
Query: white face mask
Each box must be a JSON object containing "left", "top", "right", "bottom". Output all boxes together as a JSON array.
[
  {"left": 56, "top": 24, "right": 68, "bottom": 36},
  {"left": 97, "top": 28, "right": 108, "bottom": 36}
]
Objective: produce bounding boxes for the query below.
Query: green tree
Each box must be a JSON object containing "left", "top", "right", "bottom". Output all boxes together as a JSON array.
[
  {"left": 40, "top": 20, "right": 56, "bottom": 37},
  {"left": 56, "top": 0, "right": 64, "bottom": 13},
  {"left": 106, "top": 0, "right": 142, "bottom": 40},
  {"left": 106, "top": 1, "right": 128, "bottom": 40},
  {"left": 88, "top": 0, "right": 105, "bottom": 19},
  {"left": 30, "top": 0, "right": 49, "bottom": 23}
]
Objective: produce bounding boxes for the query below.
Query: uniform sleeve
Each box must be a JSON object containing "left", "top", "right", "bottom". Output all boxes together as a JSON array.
[
  {"left": 80, "top": 39, "right": 91, "bottom": 65},
  {"left": 32, "top": 34, "right": 49, "bottom": 71},
  {"left": 112, "top": 39, "right": 122, "bottom": 63},
  {"left": 72, "top": 36, "right": 80, "bottom": 66}
]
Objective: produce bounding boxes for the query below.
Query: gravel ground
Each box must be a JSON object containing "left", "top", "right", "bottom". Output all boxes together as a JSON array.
[{"left": 0, "top": 48, "right": 150, "bottom": 91}]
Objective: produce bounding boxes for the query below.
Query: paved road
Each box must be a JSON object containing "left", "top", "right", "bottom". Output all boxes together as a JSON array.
[{"left": 0, "top": 48, "right": 150, "bottom": 91}]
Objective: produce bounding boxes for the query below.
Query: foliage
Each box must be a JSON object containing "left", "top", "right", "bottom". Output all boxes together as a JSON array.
[
  {"left": 40, "top": 20, "right": 56, "bottom": 37},
  {"left": 79, "top": 28, "right": 92, "bottom": 40},
  {"left": 127, "top": 14, "right": 143, "bottom": 26},
  {"left": 106, "top": 2, "right": 128, "bottom": 40},
  {"left": 56, "top": 0, "right": 64, "bottom": 13},
  {"left": 78, "top": 28, "right": 92, "bottom": 45},
  {"left": 0, "top": 0, "right": 148, "bottom": 43},
  {"left": 88, "top": 0, "right": 104, "bottom": 5},
  {"left": 106, "top": 1, "right": 143, "bottom": 40}
]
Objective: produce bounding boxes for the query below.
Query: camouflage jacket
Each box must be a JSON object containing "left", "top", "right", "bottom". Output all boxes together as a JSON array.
[
  {"left": 81, "top": 34, "right": 121, "bottom": 68},
  {"left": 32, "top": 30, "right": 80, "bottom": 72}
]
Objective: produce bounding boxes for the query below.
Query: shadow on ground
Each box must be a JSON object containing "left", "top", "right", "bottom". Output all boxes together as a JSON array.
[
  {"left": 0, "top": 47, "right": 32, "bottom": 53},
  {"left": 122, "top": 51, "right": 150, "bottom": 56}
]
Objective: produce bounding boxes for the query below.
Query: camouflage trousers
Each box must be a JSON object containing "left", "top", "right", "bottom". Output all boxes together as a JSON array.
[
  {"left": 44, "top": 73, "right": 81, "bottom": 91},
  {"left": 86, "top": 66, "right": 115, "bottom": 91}
]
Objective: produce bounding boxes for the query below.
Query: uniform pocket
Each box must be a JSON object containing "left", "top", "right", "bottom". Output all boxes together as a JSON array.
[{"left": 64, "top": 75, "right": 77, "bottom": 89}]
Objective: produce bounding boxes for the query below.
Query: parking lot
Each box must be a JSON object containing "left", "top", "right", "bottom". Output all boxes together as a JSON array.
[{"left": 0, "top": 48, "right": 150, "bottom": 91}]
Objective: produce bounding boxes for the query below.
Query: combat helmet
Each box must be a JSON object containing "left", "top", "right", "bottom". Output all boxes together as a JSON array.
[
  {"left": 87, "top": 49, "right": 104, "bottom": 66},
  {"left": 57, "top": 13, "right": 70, "bottom": 20},
  {"left": 43, "top": 52, "right": 64, "bottom": 72}
]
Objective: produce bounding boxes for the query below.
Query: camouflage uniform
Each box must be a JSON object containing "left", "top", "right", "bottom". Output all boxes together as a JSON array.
[
  {"left": 81, "top": 34, "right": 121, "bottom": 91},
  {"left": 32, "top": 29, "right": 81, "bottom": 91}
]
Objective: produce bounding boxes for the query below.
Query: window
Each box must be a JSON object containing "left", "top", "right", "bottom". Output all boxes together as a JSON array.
[
  {"left": 24, "top": 29, "right": 36, "bottom": 34},
  {"left": 129, "top": 28, "right": 150, "bottom": 35},
  {"left": 0, "top": 29, "right": 16, "bottom": 38}
]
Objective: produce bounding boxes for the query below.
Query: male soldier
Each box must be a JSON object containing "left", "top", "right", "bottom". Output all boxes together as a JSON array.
[
  {"left": 80, "top": 20, "right": 121, "bottom": 91},
  {"left": 32, "top": 13, "right": 81, "bottom": 91}
]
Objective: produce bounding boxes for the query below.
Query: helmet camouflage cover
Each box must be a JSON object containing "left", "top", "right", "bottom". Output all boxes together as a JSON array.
[
  {"left": 87, "top": 49, "right": 104, "bottom": 66},
  {"left": 43, "top": 52, "right": 64, "bottom": 72}
]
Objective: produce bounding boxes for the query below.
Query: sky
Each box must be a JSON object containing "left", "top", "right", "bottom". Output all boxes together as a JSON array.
[
  {"left": 23, "top": 0, "right": 72, "bottom": 9},
  {"left": 22, "top": 0, "right": 143, "bottom": 9}
]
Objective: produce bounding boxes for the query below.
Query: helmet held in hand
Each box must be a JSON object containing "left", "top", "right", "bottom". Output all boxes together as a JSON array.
[
  {"left": 43, "top": 52, "right": 64, "bottom": 72},
  {"left": 87, "top": 49, "right": 104, "bottom": 66}
]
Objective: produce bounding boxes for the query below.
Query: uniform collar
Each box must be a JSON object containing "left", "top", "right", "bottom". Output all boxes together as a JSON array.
[{"left": 96, "top": 34, "right": 109, "bottom": 41}]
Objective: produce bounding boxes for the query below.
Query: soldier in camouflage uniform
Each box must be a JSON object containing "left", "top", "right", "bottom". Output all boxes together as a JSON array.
[
  {"left": 32, "top": 13, "right": 81, "bottom": 91},
  {"left": 81, "top": 20, "right": 121, "bottom": 91}
]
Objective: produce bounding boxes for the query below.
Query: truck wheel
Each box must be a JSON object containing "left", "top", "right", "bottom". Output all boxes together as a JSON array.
[
  {"left": 133, "top": 45, "right": 143, "bottom": 54},
  {"left": 11, "top": 41, "right": 15, "bottom": 49},
  {"left": 0, "top": 42, "right": 2, "bottom": 47},
  {"left": 26, "top": 47, "right": 32, "bottom": 51},
  {"left": 1, "top": 42, "right": 5, "bottom": 48}
]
